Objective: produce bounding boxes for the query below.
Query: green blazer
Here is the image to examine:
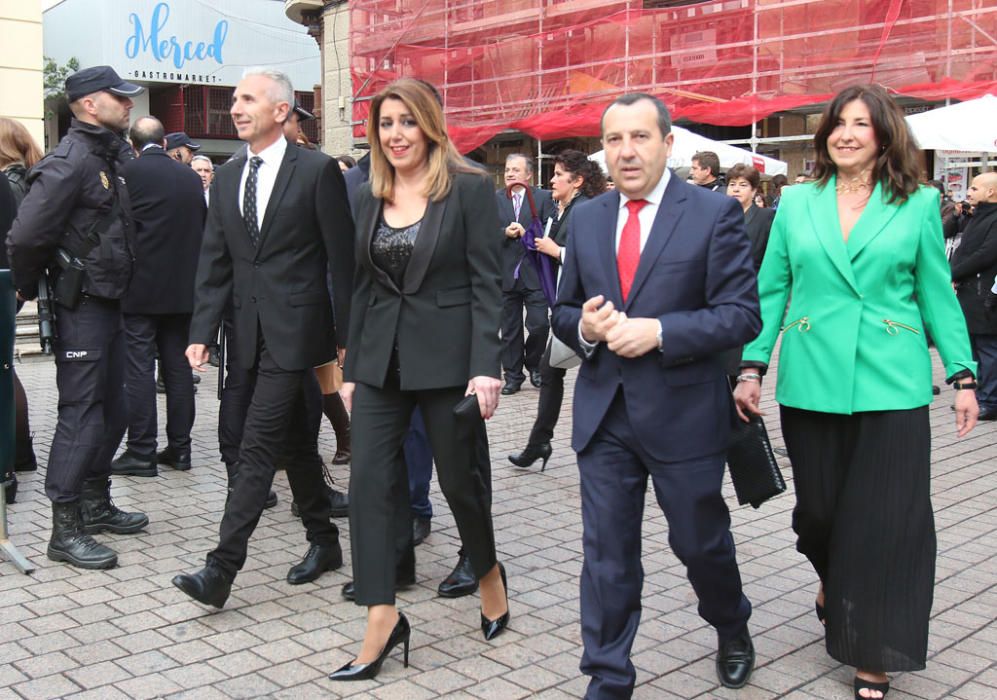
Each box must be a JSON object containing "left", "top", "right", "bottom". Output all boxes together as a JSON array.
[{"left": 741, "top": 178, "right": 975, "bottom": 414}]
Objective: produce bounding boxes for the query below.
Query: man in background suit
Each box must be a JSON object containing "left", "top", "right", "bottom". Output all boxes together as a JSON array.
[
  {"left": 109, "top": 116, "right": 206, "bottom": 477},
  {"left": 191, "top": 155, "right": 213, "bottom": 205},
  {"left": 497, "top": 153, "right": 556, "bottom": 394},
  {"left": 172, "top": 67, "right": 354, "bottom": 607},
  {"left": 552, "top": 93, "right": 761, "bottom": 697}
]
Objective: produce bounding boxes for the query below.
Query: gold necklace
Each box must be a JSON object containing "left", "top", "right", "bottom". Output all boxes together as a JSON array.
[{"left": 836, "top": 174, "right": 873, "bottom": 195}]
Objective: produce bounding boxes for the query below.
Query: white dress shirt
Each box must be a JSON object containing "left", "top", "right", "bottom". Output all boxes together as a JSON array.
[
  {"left": 578, "top": 169, "right": 672, "bottom": 353},
  {"left": 238, "top": 135, "right": 287, "bottom": 232}
]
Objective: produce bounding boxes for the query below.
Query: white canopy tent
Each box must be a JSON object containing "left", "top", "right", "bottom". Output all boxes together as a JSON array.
[
  {"left": 905, "top": 94, "right": 997, "bottom": 152},
  {"left": 589, "top": 125, "right": 788, "bottom": 178}
]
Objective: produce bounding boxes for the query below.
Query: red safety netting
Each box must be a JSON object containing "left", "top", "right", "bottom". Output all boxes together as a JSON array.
[{"left": 350, "top": 0, "right": 997, "bottom": 153}]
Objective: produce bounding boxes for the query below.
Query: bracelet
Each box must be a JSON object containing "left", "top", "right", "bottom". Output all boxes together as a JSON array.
[
  {"left": 736, "top": 373, "right": 761, "bottom": 383},
  {"left": 953, "top": 380, "right": 977, "bottom": 390}
]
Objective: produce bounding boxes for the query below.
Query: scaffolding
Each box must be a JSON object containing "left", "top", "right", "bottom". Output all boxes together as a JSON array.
[{"left": 349, "top": 0, "right": 997, "bottom": 152}]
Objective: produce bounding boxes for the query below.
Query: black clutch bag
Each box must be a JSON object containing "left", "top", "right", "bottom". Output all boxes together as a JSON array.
[
  {"left": 453, "top": 394, "right": 482, "bottom": 435},
  {"left": 726, "top": 416, "right": 786, "bottom": 509}
]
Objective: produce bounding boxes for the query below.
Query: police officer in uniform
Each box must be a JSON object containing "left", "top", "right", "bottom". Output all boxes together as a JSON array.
[{"left": 5, "top": 66, "right": 149, "bottom": 569}]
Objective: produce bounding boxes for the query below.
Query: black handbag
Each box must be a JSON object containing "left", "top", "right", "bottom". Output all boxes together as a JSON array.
[{"left": 726, "top": 415, "right": 786, "bottom": 508}]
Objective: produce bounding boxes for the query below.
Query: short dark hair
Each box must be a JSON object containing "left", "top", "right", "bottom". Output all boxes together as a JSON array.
[
  {"left": 692, "top": 151, "right": 720, "bottom": 177},
  {"left": 130, "top": 116, "right": 165, "bottom": 151},
  {"left": 770, "top": 174, "right": 788, "bottom": 189},
  {"left": 812, "top": 84, "right": 920, "bottom": 203},
  {"left": 553, "top": 149, "right": 607, "bottom": 199},
  {"left": 726, "top": 163, "right": 760, "bottom": 190},
  {"left": 601, "top": 93, "right": 672, "bottom": 138},
  {"left": 337, "top": 155, "right": 357, "bottom": 169}
]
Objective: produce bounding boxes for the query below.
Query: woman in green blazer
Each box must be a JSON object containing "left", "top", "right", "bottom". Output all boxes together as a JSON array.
[{"left": 735, "top": 85, "right": 979, "bottom": 700}]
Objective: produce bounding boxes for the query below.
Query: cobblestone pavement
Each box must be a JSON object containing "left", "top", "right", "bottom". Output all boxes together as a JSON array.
[{"left": 2, "top": 350, "right": 995, "bottom": 700}]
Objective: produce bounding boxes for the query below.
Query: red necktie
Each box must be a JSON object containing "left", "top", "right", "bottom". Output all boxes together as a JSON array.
[{"left": 618, "top": 198, "right": 648, "bottom": 301}]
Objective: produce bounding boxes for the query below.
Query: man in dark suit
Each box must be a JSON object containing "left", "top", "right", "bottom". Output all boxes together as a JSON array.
[
  {"left": 497, "top": 154, "right": 556, "bottom": 394},
  {"left": 951, "top": 171, "right": 997, "bottom": 420},
  {"left": 109, "top": 116, "right": 205, "bottom": 477},
  {"left": 171, "top": 67, "right": 354, "bottom": 607},
  {"left": 552, "top": 93, "right": 761, "bottom": 697}
]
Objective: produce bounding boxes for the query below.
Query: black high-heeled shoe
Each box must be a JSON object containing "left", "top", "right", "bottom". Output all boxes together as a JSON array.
[
  {"left": 815, "top": 600, "right": 826, "bottom": 626},
  {"left": 507, "top": 443, "right": 552, "bottom": 472},
  {"left": 480, "top": 563, "right": 510, "bottom": 641},
  {"left": 854, "top": 675, "right": 889, "bottom": 699},
  {"left": 328, "top": 612, "right": 410, "bottom": 681}
]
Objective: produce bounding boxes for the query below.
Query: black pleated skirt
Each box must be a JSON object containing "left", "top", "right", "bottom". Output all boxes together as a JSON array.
[{"left": 780, "top": 405, "right": 935, "bottom": 672}]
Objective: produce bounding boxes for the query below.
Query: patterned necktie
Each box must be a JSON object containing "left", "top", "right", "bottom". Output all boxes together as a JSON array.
[
  {"left": 244, "top": 156, "right": 263, "bottom": 246},
  {"left": 618, "top": 198, "right": 648, "bottom": 301},
  {"left": 513, "top": 192, "right": 522, "bottom": 220}
]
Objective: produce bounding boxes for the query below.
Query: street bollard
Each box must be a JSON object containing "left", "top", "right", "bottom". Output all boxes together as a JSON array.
[{"left": 0, "top": 269, "right": 34, "bottom": 574}]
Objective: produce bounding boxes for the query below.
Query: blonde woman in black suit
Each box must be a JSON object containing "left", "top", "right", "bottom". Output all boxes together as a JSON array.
[{"left": 331, "top": 78, "right": 509, "bottom": 682}]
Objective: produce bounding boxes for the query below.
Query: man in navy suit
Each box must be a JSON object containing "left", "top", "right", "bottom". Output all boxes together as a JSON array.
[{"left": 552, "top": 93, "right": 761, "bottom": 698}]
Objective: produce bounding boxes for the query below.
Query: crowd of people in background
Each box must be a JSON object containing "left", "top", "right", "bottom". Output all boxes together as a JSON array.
[{"left": 3, "top": 63, "right": 997, "bottom": 700}]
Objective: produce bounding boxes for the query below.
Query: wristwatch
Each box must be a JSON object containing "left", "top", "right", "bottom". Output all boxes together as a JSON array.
[{"left": 953, "top": 380, "right": 978, "bottom": 390}]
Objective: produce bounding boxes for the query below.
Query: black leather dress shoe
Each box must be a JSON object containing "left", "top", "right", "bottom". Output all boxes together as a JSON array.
[
  {"left": 500, "top": 380, "right": 522, "bottom": 396},
  {"left": 341, "top": 570, "right": 416, "bottom": 601},
  {"left": 979, "top": 408, "right": 997, "bottom": 421},
  {"left": 287, "top": 542, "right": 343, "bottom": 585},
  {"left": 156, "top": 445, "right": 191, "bottom": 471},
  {"left": 111, "top": 450, "right": 158, "bottom": 477},
  {"left": 264, "top": 490, "right": 278, "bottom": 509},
  {"left": 529, "top": 370, "right": 542, "bottom": 388},
  {"left": 291, "top": 484, "right": 349, "bottom": 518},
  {"left": 438, "top": 552, "right": 478, "bottom": 598},
  {"left": 412, "top": 517, "right": 431, "bottom": 546},
  {"left": 716, "top": 627, "right": 755, "bottom": 689},
  {"left": 172, "top": 565, "right": 233, "bottom": 609}
]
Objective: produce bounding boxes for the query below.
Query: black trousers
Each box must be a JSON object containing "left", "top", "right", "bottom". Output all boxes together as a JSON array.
[
  {"left": 120, "top": 312, "right": 194, "bottom": 455},
  {"left": 349, "top": 380, "right": 497, "bottom": 605},
  {"left": 500, "top": 286, "right": 549, "bottom": 382},
  {"left": 47, "top": 297, "right": 127, "bottom": 503},
  {"left": 527, "top": 344, "right": 566, "bottom": 447},
  {"left": 577, "top": 391, "right": 750, "bottom": 699},
  {"left": 207, "top": 334, "right": 336, "bottom": 578},
  {"left": 781, "top": 405, "right": 934, "bottom": 672}
]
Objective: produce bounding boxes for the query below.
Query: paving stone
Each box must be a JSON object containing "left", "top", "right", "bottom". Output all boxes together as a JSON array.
[{"left": 3, "top": 351, "right": 994, "bottom": 698}]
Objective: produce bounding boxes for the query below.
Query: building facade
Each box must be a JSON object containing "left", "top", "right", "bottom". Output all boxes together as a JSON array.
[
  {"left": 44, "top": 0, "right": 323, "bottom": 158},
  {"left": 1, "top": 0, "right": 45, "bottom": 149}
]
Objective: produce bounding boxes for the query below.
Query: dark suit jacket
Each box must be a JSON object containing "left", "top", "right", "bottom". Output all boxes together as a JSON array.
[
  {"left": 345, "top": 170, "right": 503, "bottom": 389},
  {"left": 743, "top": 203, "right": 775, "bottom": 271},
  {"left": 552, "top": 176, "right": 761, "bottom": 461},
  {"left": 496, "top": 186, "right": 555, "bottom": 291},
  {"left": 189, "top": 142, "right": 355, "bottom": 371},
  {"left": 950, "top": 201, "right": 997, "bottom": 335},
  {"left": 121, "top": 148, "right": 206, "bottom": 314}
]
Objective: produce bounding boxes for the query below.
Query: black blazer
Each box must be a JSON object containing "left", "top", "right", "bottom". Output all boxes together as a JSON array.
[
  {"left": 496, "top": 186, "right": 555, "bottom": 291},
  {"left": 189, "top": 143, "right": 355, "bottom": 371},
  {"left": 743, "top": 203, "right": 775, "bottom": 271},
  {"left": 345, "top": 170, "right": 503, "bottom": 390},
  {"left": 121, "top": 148, "right": 206, "bottom": 314},
  {"left": 951, "top": 202, "right": 997, "bottom": 335}
]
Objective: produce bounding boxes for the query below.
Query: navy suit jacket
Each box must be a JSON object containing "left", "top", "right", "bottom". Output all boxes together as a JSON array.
[
  {"left": 551, "top": 174, "right": 761, "bottom": 462},
  {"left": 496, "top": 186, "right": 555, "bottom": 291}
]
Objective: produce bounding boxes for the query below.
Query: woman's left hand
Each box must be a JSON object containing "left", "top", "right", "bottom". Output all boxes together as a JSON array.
[
  {"left": 466, "top": 376, "right": 502, "bottom": 419},
  {"left": 954, "top": 388, "right": 979, "bottom": 437},
  {"left": 534, "top": 236, "right": 561, "bottom": 259}
]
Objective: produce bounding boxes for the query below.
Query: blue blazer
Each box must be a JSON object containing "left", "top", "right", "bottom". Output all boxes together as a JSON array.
[{"left": 551, "top": 175, "right": 761, "bottom": 461}]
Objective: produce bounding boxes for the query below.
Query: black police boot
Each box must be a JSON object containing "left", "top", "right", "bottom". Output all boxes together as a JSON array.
[
  {"left": 47, "top": 501, "right": 118, "bottom": 569},
  {"left": 111, "top": 449, "right": 158, "bottom": 477},
  {"left": 292, "top": 482, "right": 348, "bottom": 518},
  {"left": 80, "top": 478, "right": 150, "bottom": 535}
]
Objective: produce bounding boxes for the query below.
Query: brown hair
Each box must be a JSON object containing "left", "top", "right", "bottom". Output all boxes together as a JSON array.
[
  {"left": 812, "top": 84, "right": 920, "bottom": 203},
  {"left": 692, "top": 151, "right": 720, "bottom": 177},
  {"left": 553, "top": 149, "right": 606, "bottom": 199},
  {"left": 726, "top": 164, "right": 760, "bottom": 191},
  {"left": 0, "top": 118, "right": 43, "bottom": 170},
  {"left": 368, "top": 78, "right": 483, "bottom": 202}
]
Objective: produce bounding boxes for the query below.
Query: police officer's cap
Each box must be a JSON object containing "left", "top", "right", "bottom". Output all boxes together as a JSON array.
[
  {"left": 293, "top": 102, "right": 315, "bottom": 122},
  {"left": 66, "top": 66, "right": 144, "bottom": 103},
  {"left": 165, "top": 132, "right": 202, "bottom": 151}
]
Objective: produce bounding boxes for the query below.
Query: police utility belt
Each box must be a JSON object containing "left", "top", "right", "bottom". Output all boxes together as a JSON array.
[{"left": 50, "top": 195, "right": 120, "bottom": 310}]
